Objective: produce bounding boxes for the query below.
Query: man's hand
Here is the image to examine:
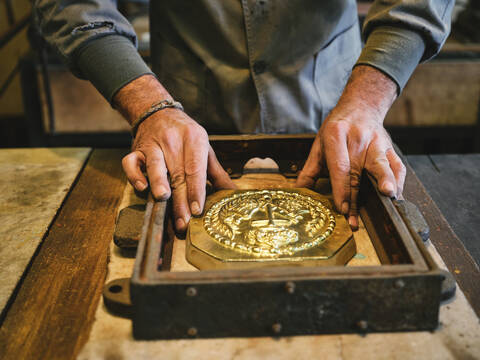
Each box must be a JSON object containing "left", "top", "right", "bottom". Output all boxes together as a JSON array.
[
  {"left": 296, "top": 65, "right": 406, "bottom": 230},
  {"left": 114, "top": 75, "right": 235, "bottom": 233}
]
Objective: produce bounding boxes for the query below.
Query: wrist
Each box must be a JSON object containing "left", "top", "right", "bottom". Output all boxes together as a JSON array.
[
  {"left": 336, "top": 65, "right": 397, "bottom": 122},
  {"left": 113, "top": 74, "right": 173, "bottom": 126},
  {"left": 132, "top": 100, "right": 184, "bottom": 136}
]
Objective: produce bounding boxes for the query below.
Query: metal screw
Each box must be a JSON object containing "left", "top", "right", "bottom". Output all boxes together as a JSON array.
[
  {"left": 242, "top": 142, "right": 249, "bottom": 148},
  {"left": 187, "top": 327, "right": 198, "bottom": 336},
  {"left": 290, "top": 164, "right": 298, "bottom": 172},
  {"left": 285, "top": 281, "right": 295, "bottom": 294},
  {"left": 394, "top": 279, "right": 405, "bottom": 289},
  {"left": 186, "top": 286, "right": 197, "bottom": 297},
  {"left": 226, "top": 168, "right": 233, "bottom": 175},
  {"left": 272, "top": 323, "right": 282, "bottom": 334},
  {"left": 357, "top": 320, "right": 368, "bottom": 331}
]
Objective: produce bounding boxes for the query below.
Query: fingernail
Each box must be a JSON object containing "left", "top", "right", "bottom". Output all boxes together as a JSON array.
[
  {"left": 384, "top": 181, "right": 395, "bottom": 195},
  {"left": 349, "top": 216, "right": 358, "bottom": 230},
  {"left": 156, "top": 185, "right": 168, "bottom": 198},
  {"left": 191, "top": 201, "right": 201, "bottom": 216},
  {"left": 135, "top": 180, "right": 147, "bottom": 191},
  {"left": 176, "top": 218, "right": 186, "bottom": 231},
  {"left": 341, "top": 201, "right": 349, "bottom": 215}
]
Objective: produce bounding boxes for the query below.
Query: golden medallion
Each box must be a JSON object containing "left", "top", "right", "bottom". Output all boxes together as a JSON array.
[
  {"left": 204, "top": 190, "right": 336, "bottom": 257},
  {"left": 187, "top": 188, "right": 355, "bottom": 270}
]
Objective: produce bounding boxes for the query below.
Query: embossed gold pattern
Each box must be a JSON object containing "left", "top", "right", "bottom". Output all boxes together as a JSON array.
[
  {"left": 203, "top": 190, "right": 335, "bottom": 257},
  {"left": 187, "top": 188, "right": 355, "bottom": 270}
]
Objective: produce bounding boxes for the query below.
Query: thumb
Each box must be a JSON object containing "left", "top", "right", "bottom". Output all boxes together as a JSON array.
[
  {"left": 296, "top": 137, "right": 324, "bottom": 188},
  {"left": 207, "top": 146, "right": 237, "bottom": 190},
  {"left": 122, "top": 150, "right": 149, "bottom": 191}
]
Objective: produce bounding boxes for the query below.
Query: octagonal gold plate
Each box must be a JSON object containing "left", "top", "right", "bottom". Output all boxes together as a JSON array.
[{"left": 187, "top": 188, "right": 355, "bottom": 270}]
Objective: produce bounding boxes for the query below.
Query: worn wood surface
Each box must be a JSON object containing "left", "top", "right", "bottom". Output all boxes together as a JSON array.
[
  {"left": 403, "top": 158, "right": 480, "bottom": 318},
  {"left": 0, "top": 149, "right": 127, "bottom": 360},
  {"left": 0, "top": 148, "right": 90, "bottom": 316},
  {"left": 407, "top": 154, "right": 480, "bottom": 265}
]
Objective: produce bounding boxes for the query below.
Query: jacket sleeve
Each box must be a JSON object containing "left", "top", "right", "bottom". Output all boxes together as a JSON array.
[
  {"left": 34, "top": 0, "right": 153, "bottom": 103},
  {"left": 355, "top": 0, "right": 454, "bottom": 92}
]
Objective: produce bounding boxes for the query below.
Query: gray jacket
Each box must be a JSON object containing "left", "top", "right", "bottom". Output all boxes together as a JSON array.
[{"left": 34, "top": 0, "right": 453, "bottom": 134}]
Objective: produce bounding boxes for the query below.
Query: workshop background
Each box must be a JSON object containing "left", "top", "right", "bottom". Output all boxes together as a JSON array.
[{"left": 0, "top": 0, "right": 479, "bottom": 153}]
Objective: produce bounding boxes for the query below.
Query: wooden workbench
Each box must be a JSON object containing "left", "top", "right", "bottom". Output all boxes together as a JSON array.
[
  {"left": 408, "top": 154, "right": 480, "bottom": 267},
  {"left": 0, "top": 148, "right": 478, "bottom": 359}
]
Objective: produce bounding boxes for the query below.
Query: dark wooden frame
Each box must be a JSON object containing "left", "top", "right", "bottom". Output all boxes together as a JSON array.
[{"left": 104, "top": 135, "right": 450, "bottom": 339}]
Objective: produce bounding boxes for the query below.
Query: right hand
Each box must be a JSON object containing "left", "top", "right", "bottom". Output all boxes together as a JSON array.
[{"left": 122, "top": 108, "right": 235, "bottom": 233}]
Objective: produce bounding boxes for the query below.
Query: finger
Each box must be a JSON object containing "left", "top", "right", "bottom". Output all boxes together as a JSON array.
[
  {"left": 386, "top": 148, "right": 406, "bottom": 199},
  {"left": 365, "top": 143, "right": 397, "bottom": 198},
  {"left": 346, "top": 134, "right": 369, "bottom": 231},
  {"left": 348, "top": 168, "right": 362, "bottom": 231},
  {"left": 163, "top": 136, "right": 190, "bottom": 232},
  {"left": 122, "top": 151, "right": 148, "bottom": 191},
  {"left": 169, "top": 168, "right": 190, "bottom": 233},
  {"left": 207, "top": 146, "right": 236, "bottom": 190},
  {"left": 184, "top": 132, "right": 209, "bottom": 216},
  {"left": 324, "top": 123, "right": 350, "bottom": 214},
  {"left": 296, "top": 136, "right": 323, "bottom": 188},
  {"left": 145, "top": 148, "right": 170, "bottom": 200}
]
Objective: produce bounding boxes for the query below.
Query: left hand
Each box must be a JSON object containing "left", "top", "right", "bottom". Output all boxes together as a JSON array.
[{"left": 296, "top": 65, "right": 406, "bottom": 230}]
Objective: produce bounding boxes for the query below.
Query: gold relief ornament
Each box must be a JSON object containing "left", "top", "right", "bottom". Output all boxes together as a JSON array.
[
  {"left": 204, "top": 190, "right": 335, "bottom": 257},
  {"left": 187, "top": 189, "right": 356, "bottom": 270}
]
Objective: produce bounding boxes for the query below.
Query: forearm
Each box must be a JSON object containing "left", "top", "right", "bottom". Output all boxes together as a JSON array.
[
  {"left": 34, "top": 0, "right": 136, "bottom": 71},
  {"left": 34, "top": 0, "right": 153, "bottom": 102},
  {"left": 113, "top": 74, "right": 173, "bottom": 125},
  {"left": 357, "top": 0, "right": 454, "bottom": 92}
]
